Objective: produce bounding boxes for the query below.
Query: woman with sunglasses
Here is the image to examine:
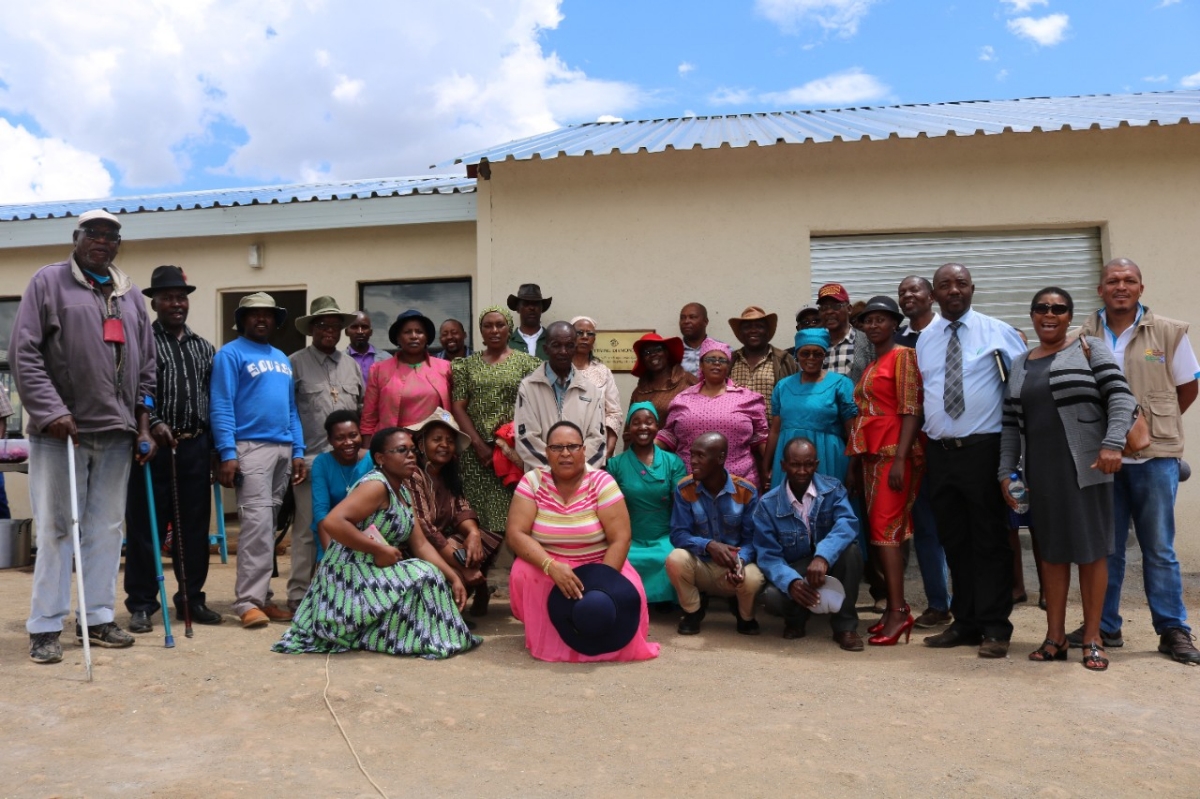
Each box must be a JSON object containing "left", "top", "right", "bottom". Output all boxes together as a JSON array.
[
  {"left": 657, "top": 340, "right": 769, "bottom": 488},
  {"left": 628, "top": 333, "right": 698, "bottom": 427},
  {"left": 571, "top": 315, "right": 623, "bottom": 458},
  {"left": 506, "top": 421, "right": 659, "bottom": 662},
  {"left": 764, "top": 328, "right": 857, "bottom": 489},
  {"left": 273, "top": 428, "right": 479, "bottom": 659},
  {"left": 999, "top": 288, "right": 1135, "bottom": 671}
]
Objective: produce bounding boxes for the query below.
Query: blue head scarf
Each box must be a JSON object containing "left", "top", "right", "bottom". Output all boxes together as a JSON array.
[{"left": 793, "top": 327, "right": 831, "bottom": 352}]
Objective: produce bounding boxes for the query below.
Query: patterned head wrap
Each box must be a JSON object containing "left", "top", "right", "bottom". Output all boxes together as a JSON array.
[
  {"left": 698, "top": 339, "right": 732, "bottom": 360},
  {"left": 625, "top": 401, "right": 659, "bottom": 424},
  {"left": 794, "top": 328, "right": 831, "bottom": 352},
  {"left": 478, "top": 305, "right": 515, "bottom": 333}
]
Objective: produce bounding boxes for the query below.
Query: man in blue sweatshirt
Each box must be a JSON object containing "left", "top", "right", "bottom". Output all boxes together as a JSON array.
[{"left": 211, "top": 292, "right": 306, "bottom": 629}]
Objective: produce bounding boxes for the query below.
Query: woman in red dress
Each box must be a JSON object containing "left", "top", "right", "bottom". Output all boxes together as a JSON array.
[{"left": 846, "top": 296, "right": 925, "bottom": 646}]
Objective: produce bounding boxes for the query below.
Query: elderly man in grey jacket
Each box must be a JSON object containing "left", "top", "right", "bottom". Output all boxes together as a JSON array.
[{"left": 11, "top": 209, "right": 157, "bottom": 664}]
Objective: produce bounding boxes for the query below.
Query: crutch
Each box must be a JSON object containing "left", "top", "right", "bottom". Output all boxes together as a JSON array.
[
  {"left": 170, "top": 448, "right": 193, "bottom": 638},
  {"left": 140, "top": 442, "right": 175, "bottom": 648},
  {"left": 66, "top": 442, "right": 93, "bottom": 681},
  {"left": 213, "top": 482, "right": 228, "bottom": 564}
]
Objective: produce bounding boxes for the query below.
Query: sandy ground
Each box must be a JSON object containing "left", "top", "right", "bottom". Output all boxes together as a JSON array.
[{"left": 1, "top": 535, "right": 1197, "bottom": 799}]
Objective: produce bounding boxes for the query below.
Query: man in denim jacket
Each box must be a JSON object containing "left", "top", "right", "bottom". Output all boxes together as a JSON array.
[{"left": 751, "top": 438, "right": 864, "bottom": 651}]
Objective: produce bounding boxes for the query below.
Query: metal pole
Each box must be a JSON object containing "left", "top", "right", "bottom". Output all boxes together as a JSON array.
[
  {"left": 140, "top": 446, "right": 175, "bottom": 648},
  {"left": 66, "top": 443, "right": 93, "bottom": 681}
]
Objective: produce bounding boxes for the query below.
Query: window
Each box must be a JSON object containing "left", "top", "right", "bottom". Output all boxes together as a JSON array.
[
  {"left": 359, "top": 279, "right": 472, "bottom": 356},
  {"left": 0, "top": 297, "right": 22, "bottom": 435}
]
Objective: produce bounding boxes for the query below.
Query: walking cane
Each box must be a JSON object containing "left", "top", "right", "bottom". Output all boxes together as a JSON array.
[
  {"left": 170, "top": 447, "right": 194, "bottom": 638},
  {"left": 140, "top": 442, "right": 175, "bottom": 648},
  {"left": 66, "top": 442, "right": 93, "bottom": 681}
]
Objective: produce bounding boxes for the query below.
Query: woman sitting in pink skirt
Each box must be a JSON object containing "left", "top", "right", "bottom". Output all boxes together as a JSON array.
[{"left": 505, "top": 421, "right": 660, "bottom": 662}]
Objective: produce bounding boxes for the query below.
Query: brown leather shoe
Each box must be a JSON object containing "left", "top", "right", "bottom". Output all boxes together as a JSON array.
[
  {"left": 978, "top": 637, "right": 1010, "bottom": 659},
  {"left": 1158, "top": 628, "right": 1200, "bottom": 665},
  {"left": 914, "top": 608, "right": 952, "bottom": 629},
  {"left": 240, "top": 608, "right": 269, "bottom": 628},
  {"left": 833, "top": 630, "right": 864, "bottom": 652},
  {"left": 261, "top": 603, "right": 293, "bottom": 623}
]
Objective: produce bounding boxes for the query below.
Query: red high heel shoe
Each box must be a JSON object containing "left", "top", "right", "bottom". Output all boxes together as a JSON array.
[
  {"left": 868, "top": 606, "right": 914, "bottom": 646},
  {"left": 868, "top": 617, "right": 886, "bottom": 635}
]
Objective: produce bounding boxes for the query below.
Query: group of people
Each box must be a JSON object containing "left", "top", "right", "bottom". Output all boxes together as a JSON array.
[{"left": 10, "top": 210, "right": 1199, "bottom": 671}]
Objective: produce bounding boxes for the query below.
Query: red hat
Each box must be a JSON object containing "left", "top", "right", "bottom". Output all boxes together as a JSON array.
[
  {"left": 817, "top": 283, "right": 850, "bottom": 303},
  {"left": 631, "top": 333, "right": 685, "bottom": 378}
]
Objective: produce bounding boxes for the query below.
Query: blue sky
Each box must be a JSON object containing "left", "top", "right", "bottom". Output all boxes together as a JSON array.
[{"left": 0, "top": 0, "right": 1196, "bottom": 204}]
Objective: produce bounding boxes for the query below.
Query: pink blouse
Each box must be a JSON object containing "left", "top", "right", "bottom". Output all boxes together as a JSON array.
[
  {"left": 361, "top": 356, "right": 452, "bottom": 438},
  {"left": 656, "top": 383, "right": 769, "bottom": 485}
]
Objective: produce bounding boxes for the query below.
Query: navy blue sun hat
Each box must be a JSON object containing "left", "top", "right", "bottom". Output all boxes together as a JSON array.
[
  {"left": 388, "top": 309, "right": 436, "bottom": 346},
  {"left": 547, "top": 563, "right": 642, "bottom": 656}
]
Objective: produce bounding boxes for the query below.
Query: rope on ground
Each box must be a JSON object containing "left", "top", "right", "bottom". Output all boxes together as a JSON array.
[{"left": 324, "top": 653, "right": 389, "bottom": 799}]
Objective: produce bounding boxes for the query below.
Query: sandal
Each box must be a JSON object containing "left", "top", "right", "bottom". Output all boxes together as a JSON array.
[
  {"left": 1082, "top": 642, "right": 1109, "bottom": 671},
  {"left": 1028, "top": 638, "right": 1069, "bottom": 662}
]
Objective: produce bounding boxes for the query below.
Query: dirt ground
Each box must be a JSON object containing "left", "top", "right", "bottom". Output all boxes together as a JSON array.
[{"left": 1, "top": 535, "right": 1197, "bottom": 799}]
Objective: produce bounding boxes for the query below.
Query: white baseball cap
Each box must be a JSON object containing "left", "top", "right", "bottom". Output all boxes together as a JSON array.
[{"left": 77, "top": 209, "right": 121, "bottom": 229}]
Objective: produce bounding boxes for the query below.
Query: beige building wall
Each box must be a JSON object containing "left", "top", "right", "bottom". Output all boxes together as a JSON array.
[
  {"left": 478, "top": 123, "right": 1200, "bottom": 567},
  {"left": 0, "top": 218, "right": 476, "bottom": 519}
]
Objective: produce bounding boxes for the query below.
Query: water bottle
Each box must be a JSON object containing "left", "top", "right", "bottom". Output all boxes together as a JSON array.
[{"left": 1007, "top": 472, "right": 1029, "bottom": 515}]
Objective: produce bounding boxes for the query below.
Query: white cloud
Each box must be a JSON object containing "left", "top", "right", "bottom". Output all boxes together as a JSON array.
[
  {"left": 0, "top": 1, "right": 644, "bottom": 199},
  {"left": 755, "top": 0, "right": 878, "bottom": 37},
  {"left": 1007, "top": 13, "right": 1070, "bottom": 46},
  {"left": 1157, "top": 0, "right": 1181, "bottom": 7},
  {"left": 709, "top": 87, "right": 754, "bottom": 106},
  {"left": 0, "top": 119, "right": 113, "bottom": 203},
  {"left": 759, "top": 68, "right": 889, "bottom": 105},
  {"left": 678, "top": 62, "right": 695, "bottom": 77},
  {"left": 1000, "top": 0, "right": 1047, "bottom": 12},
  {"left": 996, "top": 69, "right": 1009, "bottom": 81},
  {"left": 1143, "top": 75, "right": 1169, "bottom": 83},
  {"left": 1181, "top": 71, "right": 1200, "bottom": 88},
  {"left": 979, "top": 45, "right": 997, "bottom": 62},
  {"left": 596, "top": 115, "right": 624, "bottom": 123}
]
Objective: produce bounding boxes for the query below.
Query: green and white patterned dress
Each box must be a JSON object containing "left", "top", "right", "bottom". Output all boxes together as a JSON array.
[
  {"left": 451, "top": 350, "right": 541, "bottom": 531},
  {"left": 272, "top": 472, "right": 481, "bottom": 659}
]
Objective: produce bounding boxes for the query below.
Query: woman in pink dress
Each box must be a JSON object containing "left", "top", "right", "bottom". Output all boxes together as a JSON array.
[
  {"left": 361, "top": 309, "right": 452, "bottom": 442},
  {"left": 506, "top": 421, "right": 660, "bottom": 663}
]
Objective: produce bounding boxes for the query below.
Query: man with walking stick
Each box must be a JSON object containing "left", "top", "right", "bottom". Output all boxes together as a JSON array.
[
  {"left": 11, "top": 209, "right": 157, "bottom": 665},
  {"left": 124, "top": 266, "right": 222, "bottom": 634}
]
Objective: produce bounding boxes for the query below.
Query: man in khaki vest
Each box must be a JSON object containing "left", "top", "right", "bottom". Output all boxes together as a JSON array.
[{"left": 1074, "top": 258, "right": 1200, "bottom": 665}]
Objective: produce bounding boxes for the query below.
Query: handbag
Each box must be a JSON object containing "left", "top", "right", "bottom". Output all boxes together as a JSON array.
[{"left": 1077, "top": 336, "right": 1151, "bottom": 456}]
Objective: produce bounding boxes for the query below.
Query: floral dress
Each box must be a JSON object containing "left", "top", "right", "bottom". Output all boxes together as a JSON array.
[{"left": 273, "top": 472, "right": 481, "bottom": 659}]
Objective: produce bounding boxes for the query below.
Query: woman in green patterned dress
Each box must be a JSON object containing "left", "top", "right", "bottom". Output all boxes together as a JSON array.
[
  {"left": 273, "top": 428, "right": 480, "bottom": 659},
  {"left": 449, "top": 306, "right": 541, "bottom": 613}
]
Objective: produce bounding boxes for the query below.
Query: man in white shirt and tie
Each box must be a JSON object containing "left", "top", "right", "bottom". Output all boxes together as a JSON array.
[{"left": 916, "top": 263, "right": 1026, "bottom": 658}]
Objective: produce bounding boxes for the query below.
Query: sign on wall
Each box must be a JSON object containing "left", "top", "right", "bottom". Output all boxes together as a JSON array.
[{"left": 592, "top": 330, "right": 654, "bottom": 372}]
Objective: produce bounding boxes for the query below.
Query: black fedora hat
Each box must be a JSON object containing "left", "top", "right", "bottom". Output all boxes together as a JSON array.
[
  {"left": 858, "top": 295, "right": 905, "bottom": 325},
  {"left": 547, "top": 563, "right": 641, "bottom": 656},
  {"left": 388, "top": 309, "right": 436, "bottom": 346},
  {"left": 507, "top": 283, "right": 552, "bottom": 312},
  {"left": 141, "top": 265, "right": 196, "bottom": 297}
]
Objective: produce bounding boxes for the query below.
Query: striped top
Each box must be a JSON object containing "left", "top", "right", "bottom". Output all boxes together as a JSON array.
[
  {"left": 147, "top": 320, "right": 215, "bottom": 434},
  {"left": 515, "top": 466, "right": 624, "bottom": 561}
]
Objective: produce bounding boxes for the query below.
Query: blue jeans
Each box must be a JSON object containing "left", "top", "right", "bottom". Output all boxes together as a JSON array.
[
  {"left": 912, "top": 478, "right": 950, "bottom": 612},
  {"left": 1103, "top": 458, "right": 1190, "bottom": 634},
  {"left": 26, "top": 432, "right": 134, "bottom": 633}
]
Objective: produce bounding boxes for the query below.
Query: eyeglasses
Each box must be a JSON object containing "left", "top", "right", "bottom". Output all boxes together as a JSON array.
[
  {"left": 81, "top": 227, "right": 121, "bottom": 243},
  {"left": 640, "top": 344, "right": 666, "bottom": 355},
  {"left": 574, "top": 329, "right": 597, "bottom": 338},
  {"left": 547, "top": 443, "right": 584, "bottom": 454},
  {"left": 700, "top": 356, "right": 729, "bottom": 365},
  {"left": 1030, "top": 303, "right": 1070, "bottom": 316},
  {"left": 383, "top": 445, "right": 415, "bottom": 455},
  {"left": 311, "top": 321, "right": 343, "bottom": 331}
]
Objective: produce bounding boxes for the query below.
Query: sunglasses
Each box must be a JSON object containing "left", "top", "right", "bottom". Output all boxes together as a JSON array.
[
  {"left": 574, "top": 329, "right": 597, "bottom": 338},
  {"left": 81, "top": 227, "right": 121, "bottom": 243},
  {"left": 383, "top": 445, "right": 415, "bottom": 455},
  {"left": 700, "top": 356, "right": 730, "bottom": 365},
  {"left": 1030, "top": 303, "right": 1070, "bottom": 316},
  {"left": 547, "top": 443, "right": 584, "bottom": 454},
  {"left": 640, "top": 344, "right": 666, "bottom": 355}
]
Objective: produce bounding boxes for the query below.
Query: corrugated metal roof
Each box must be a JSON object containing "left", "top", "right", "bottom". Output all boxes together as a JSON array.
[
  {"left": 1, "top": 174, "right": 476, "bottom": 222},
  {"left": 451, "top": 89, "right": 1200, "bottom": 166}
]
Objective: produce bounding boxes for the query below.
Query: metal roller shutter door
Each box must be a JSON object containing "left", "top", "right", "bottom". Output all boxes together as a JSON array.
[{"left": 810, "top": 229, "right": 1102, "bottom": 337}]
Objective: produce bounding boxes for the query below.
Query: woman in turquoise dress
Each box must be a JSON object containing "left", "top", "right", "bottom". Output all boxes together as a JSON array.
[
  {"left": 273, "top": 427, "right": 481, "bottom": 659},
  {"left": 764, "top": 328, "right": 857, "bottom": 488},
  {"left": 605, "top": 403, "right": 686, "bottom": 605}
]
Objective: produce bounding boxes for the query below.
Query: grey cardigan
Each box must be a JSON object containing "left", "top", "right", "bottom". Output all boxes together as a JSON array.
[{"left": 999, "top": 336, "right": 1136, "bottom": 489}]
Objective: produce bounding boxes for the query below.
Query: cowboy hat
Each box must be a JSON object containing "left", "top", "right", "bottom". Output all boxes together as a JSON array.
[
  {"left": 295, "top": 296, "right": 358, "bottom": 336},
  {"left": 232, "top": 292, "right": 287, "bottom": 331},
  {"left": 728, "top": 306, "right": 778, "bottom": 343},
  {"left": 631, "top": 333, "right": 685, "bottom": 378},
  {"left": 506, "top": 283, "right": 552, "bottom": 312},
  {"left": 547, "top": 563, "right": 641, "bottom": 656},
  {"left": 141, "top": 265, "right": 195, "bottom": 297}
]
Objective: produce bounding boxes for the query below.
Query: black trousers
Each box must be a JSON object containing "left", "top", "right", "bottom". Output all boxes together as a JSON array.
[
  {"left": 926, "top": 434, "right": 1013, "bottom": 640},
  {"left": 124, "top": 434, "right": 212, "bottom": 614}
]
